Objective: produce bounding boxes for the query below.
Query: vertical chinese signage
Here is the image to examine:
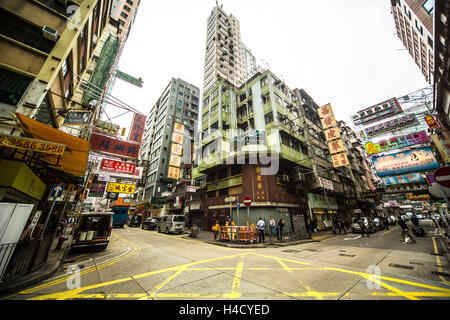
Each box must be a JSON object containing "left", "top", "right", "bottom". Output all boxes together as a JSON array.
[
  {"left": 424, "top": 115, "right": 440, "bottom": 130},
  {"left": 255, "top": 166, "right": 268, "bottom": 201},
  {"left": 128, "top": 113, "right": 146, "bottom": 143},
  {"left": 318, "top": 104, "right": 349, "bottom": 168},
  {"left": 168, "top": 123, "right": 185, "bottom": 180}
]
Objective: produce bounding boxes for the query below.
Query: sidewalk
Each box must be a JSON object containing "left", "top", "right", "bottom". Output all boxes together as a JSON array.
[
  {"left": 182, "top": 230, "right": 330, "bottom": 248},
  {"left": 0, "top": 233, "right": 72, "bottom": 297}
]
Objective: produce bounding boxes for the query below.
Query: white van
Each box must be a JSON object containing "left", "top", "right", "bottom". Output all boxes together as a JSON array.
[
  {"left": 157, "top": 215, "right": 186, "bottom": 234},
  {"left": 71, "top": 212, "right": 113, "bottom": 251}
]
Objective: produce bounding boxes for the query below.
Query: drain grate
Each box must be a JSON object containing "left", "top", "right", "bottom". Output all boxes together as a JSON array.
[
  {"left": 409, "top": 262, "right": 423, "bottom": 266},
  {"left": 338, "top": 254, "right": 355, "bottom": 257},
  {"left": 389, "top": 263, "right": 413, "bottom": 270},
  {"left": 304, "top": 249, "right": 322, "bottom": 252},
  {"left": 432, "top": 271, "right": 450, "bottom": 277}
]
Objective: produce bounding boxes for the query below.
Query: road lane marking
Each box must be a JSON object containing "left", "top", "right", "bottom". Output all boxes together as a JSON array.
[
  {"left": 224, "top": 260, "right": 244, "bottom": 299},
  {"left": 345, "top": 236, "right": 361, "bottom": 240},
  {"left": 432, "top": 237, "right": 450, "bottom": 285}
]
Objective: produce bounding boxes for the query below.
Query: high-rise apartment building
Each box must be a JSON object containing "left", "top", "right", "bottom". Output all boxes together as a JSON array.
[
  {"left": 110, "top": 0, "right": 140, "bottom": 41},
  {"left": 390, "top": 0, "right": 435, "bottom": 84},
  {"left": 242, "top": 43, "right": 259, "bottom": 80},
  {"left": 135, "top": 78, "right": 199, "bottom": 218},
  {"left": 203, "top": 5, "right": 245, "bottom": 94}
]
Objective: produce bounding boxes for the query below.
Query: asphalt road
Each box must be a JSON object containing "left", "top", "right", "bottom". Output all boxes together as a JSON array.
[{"left": 2, "top": 219, "right": 450, "bottom": 301}]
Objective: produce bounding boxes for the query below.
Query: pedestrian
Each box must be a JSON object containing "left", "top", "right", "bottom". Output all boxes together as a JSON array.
[
  {"left": 411, "top": 214, "right": 419, "bottom": 228},
  {"left": 305, "top": 216, "right": 312, "bottom": 239},
  {"left": 257, "top": 217, "right": 265, "bottom": 243},
  {"left": 357, "top": 217, "right": 369, "bottom": 237},
  {"left": 269, "top": 216, "right": 276, "bottom": 238},
  {"left": 277, "top": 218, "right": 285, "bottom": 241},
  {"left": 212, "top": 220, "right": 220, "bottom": 241},
  {"left": 398, "top": 217, "right": 417, "bottom": 243},
  {"left": 383, "top": 216, "right": 389, "bottom": 230},
  {"left": 338, "top": 218, "right": 347, "bottom": 235}
]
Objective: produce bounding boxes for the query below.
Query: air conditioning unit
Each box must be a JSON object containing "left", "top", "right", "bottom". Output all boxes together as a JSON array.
[{"left": 42, "top": 25, "right": 58, "bottom": 41}]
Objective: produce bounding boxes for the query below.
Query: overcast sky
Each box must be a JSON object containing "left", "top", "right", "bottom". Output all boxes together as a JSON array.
[{"left": 107, "top": 0, "right": 430, "bottom": 134}]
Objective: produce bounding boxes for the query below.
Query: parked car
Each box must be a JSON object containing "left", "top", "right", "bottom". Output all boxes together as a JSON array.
[
  {"left": 158, "top": 215, "right": 186, "bottom": 234},
  {"left": 416, "top": 214, "right": 424, "bottom": 219},
  {"left": 351, "top": 217, "right": 377, "bottom": 234},
  {"left": 373, "top": 217, "right": 384, "bottom": 231},
  {"left": 70, "top": 212, "right": 113, "bottom": 251},
  {"left": 141, "top": 217, "right": 160, "bottom": 230}
]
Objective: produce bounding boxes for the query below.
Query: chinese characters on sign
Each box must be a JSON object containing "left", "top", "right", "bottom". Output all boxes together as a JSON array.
[
  {"left": 365, "top": 131, "right": 429, "bottom": 155},
  {"left": 352, "top": 98, "right": 403, "bottom": 127},
  {"left": 318, "top": 104, "right": 333, "bottom": 119},
  {"left": 324, "top": 127, "right": 341, "bottom": 141},
  {"left": 128, "top": 114, "right": 146, "bottom": 143},
  {"left": 360, "top": 191, "right": 378, "bottom": 199},
  {"left": 90, "top": 133, "right": 140, "bottom": 158},
  {"left": 94, "top": 120, "right": 120, "bottom": 136},
  {"left": 167, "top": 122, "right": 185, "bottom": 180},
  {"left": 430, "top": 132, "right": 450, "bottom": 163},
  {"left": 100, "top": 159, "right": 136, "bottom": 174},
  {"left": 424, "top": 115, "right": 440, "bottom": 130},
  {"left": 320, "top": 114, "right": 337, "bottom": 129},
  {"left": 372, "top": 147, "right": 440, "bottom": 177},
  {"left": 88, "top": 181, "right": 107, "bottom": 197},
  {"left": 106, "top": 182, "right": 136, "bottom": 194},
  {"left": 381, "top": 173, "right": 425, "bottom": 186},
  {"left": 255, "top": 167, "right": 266, "bottom": 201},
  {"left": 365, "top": 114, "right": 417, "bottom": 137},
  {"left": 328, "top": 139, "right": 345, "bottom": 154},
  {"left": 331, "top": 152, "right": 350, "bottom": 168},
  {"left": 0, "top": 133, "right": 66, "bottom": 155}
]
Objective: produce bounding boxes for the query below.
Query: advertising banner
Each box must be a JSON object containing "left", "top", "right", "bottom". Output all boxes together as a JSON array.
[
  {"left": 106, "top": 182, "right": 136, "bottom": 194},
  {"left": 365, "top": 131, "right": 429, "bottom": 155},
  {"left": 100, "top": 159, "right": 136, "bottom": 174},
  {"left": 365, "top": 114, "right": 417, "bottom": 137},
  {"left": 318, "top": 104, "right": 333, "bottom": 119},
  {"left": 372, "top": 147, "right": 440, "bottom": 177},
  {"left": 424, "top": 115, "right": 440, "bottom": 130},
  {"left": 360, "top": 191, "right": 378, "bottom": 199},
  {"left": 430, "top": 132, "right": 450, "bottom": 163},
  {"left": 320, "top": 114, "right": 337, "bottom": 129},
  {"left": 352, "top": 98, "right": 403, "bottom": 127},
  {"left": 328, "top": 139, "right": 345, "bottom": 154},
  {"left": 128, "top": 113, "right": 146, "bottom": 143},
  {"left": 167, "top": 166, "right": 180, "bottom": 180},
  {"left": 381, "top": 173, "right": 426, "bottom": 186},
  {"left": 88, "top": 181, "right": 107, "bottom": 197},
  {"left": 90, "top": 133, "right": 140, "bottom": 158},
  {"left": 94, "top": 119, "right": 120, "bottom": 136},
  {"left": 319, "top": 177, "right": 334, "bottom": 191},
  {"left": 324, "top": 127, "right": 341, "bottom": 141},
  {"left": 331, "top": 152, "right": 350, "bottom": 168},
  {"left": 0, "top": 133, "right": 66, "bottom": 156}
]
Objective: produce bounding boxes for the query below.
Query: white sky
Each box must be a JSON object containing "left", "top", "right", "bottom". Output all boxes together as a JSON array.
[{"left": 108, "top": 0, "right": 430, "bottom": 134}]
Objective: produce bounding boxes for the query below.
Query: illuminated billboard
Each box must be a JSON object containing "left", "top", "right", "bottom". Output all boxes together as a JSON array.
[{"left": 352, "top": 98, "right": 403, "bottom": 127}]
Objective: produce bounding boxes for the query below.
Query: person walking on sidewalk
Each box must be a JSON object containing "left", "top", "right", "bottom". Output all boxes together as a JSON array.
[
  {"left": 305, "top": 216, "right": 312, "bottom": 239},
  {"left": 269, "top": 216, "right": 276, "bottom": 239},
  {"left": 358, "top": 217, "right": 369, "bottom": 237},
  {"left": 277, "top": 218, "right": 285, "bottom": 241},
  {"left": 212, "top": 220, "right": 220, "bottom": 241},
  {"left": 257, "top": 217, "right": 265, "bottom": 243},
  {"left": 337, "top": 218, "right": 347, "bottom": 235},
  {"left": 398, "top": 216, "right": 417, "bottom": 243}
]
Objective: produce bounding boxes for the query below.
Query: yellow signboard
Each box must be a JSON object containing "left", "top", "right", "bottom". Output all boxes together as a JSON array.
[
  {"left": 318, "top": 104, "right": 333, "bottom": 119},
  {"left": 168, "top": 166, "right": 180, "bottom": 179},
  {"left": 172, "top": 132, "right": 184, "bottom": 144},
  {"left": 324, "top": 127, "right": 341, "bottom": 142},
  {"left": 171, "top": 143, "right": 183, "bottom": 155},
  {"left": 320, "top": 114, "right": 337, "bottom": 129},
  {"left": 0, "top": 133, "right": 66, "bottom": 155},
  {"left": 331, "top": 152, "right": 350, "bottom": 168},
  {"left": 174, "top": 122, "right": 185, "bottom": 134},
  {"left": 328, "top": 139, "right": 346, "bottom": 154},
  {"left": 106, "top": 182, "right": 135, "bottom": 194},
  {"left": 169, "top": 154, "right": 182, "bottom": 167}
]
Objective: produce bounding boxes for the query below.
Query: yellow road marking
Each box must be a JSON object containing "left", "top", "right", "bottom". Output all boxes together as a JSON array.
[
  {"left": 372, "top": 292, "right": 450, "bottom": 297},
  {"left": 224, "top": 260, "right": 244, "bottom": 299},
  {"left": 432, "top": 237, "right": 450, "bottom": 285},
  {"left": 294, "top": 280, "right": 340, "bottom": 300}
]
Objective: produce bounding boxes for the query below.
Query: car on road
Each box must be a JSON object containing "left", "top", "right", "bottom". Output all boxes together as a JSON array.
[
  {"left": 158, "top": 215, "right": 186, "bottom": 234},
  {"left": 373, "top": 217, "right": 384, "bottom": 231},
  {"left": 351, "top": 217, "right": 377, "bottom": 234},
  {"left": 70, "top": 212, "right": 113, "bottom": 251},
  {"left": 141, "top": 217, "right": 160, "bottom": 230},
  {"left": 416, "top": 214, "right": 424, "bottom": 219}
]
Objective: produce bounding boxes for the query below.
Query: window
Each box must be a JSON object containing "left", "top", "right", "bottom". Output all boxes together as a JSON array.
[
  {"left": 264, "top": 112, "right": 274, "bottom": 124},
  {"left": 118, "top": 19, "right": 125, "bottom": 26},
  {"left": 126, "top": 0, "right": 134, "bottom": 5},
  {"left": 121, "top": 12, "right": 129, "bottom": 19},
  {"left": 123, "top": 5, "right": 131, "bottom": 12},
  {"left": 427, "top": 36, "right": 433, "bottom": 48},
  {"left": 422, "top": 0, "right": 434, "bottom": 14}
]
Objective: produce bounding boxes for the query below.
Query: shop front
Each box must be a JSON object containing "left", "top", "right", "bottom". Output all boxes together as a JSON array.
[{"left": 308, "top": 193, "right": 338, "bottom": 231}]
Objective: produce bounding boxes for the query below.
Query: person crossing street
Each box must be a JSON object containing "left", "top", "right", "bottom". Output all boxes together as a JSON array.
[{"left": 398, "top": 216, "right": 417, "bottom": 243}]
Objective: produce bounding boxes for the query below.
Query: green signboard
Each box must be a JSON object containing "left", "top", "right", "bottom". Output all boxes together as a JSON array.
[
  {"left": 116, "top": 70, "right": 143, "bottom": 88},
  {"left": 151, "top": 196, "right": 166, "bottom": 205}
]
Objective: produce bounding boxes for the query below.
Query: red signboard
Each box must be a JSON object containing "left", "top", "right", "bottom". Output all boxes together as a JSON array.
[
  {"left": 424, "top": 115, "right": 440, "bottom": 130},
  {"left": 128, "top": 113, "right": 146, "bottom": 143},
  {"left": 90, "top": 133, "right": 140, "bottom": 159},
  {"left": 100, "top": 159, "right": 136, "bottom": 174}
]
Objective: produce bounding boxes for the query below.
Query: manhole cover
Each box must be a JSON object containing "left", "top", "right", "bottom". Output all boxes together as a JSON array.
[
  {"left": 389, "top": 263, "right": 413, "bottom": 270},
  {"left": 432, "top": 271, "right": 450, "bottom": 277},
  {"left": 338, "top": 254, "right": 355, "bottom": 257}
]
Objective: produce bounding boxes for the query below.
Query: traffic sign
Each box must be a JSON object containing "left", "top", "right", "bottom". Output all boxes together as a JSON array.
[
  {"left": 236, "top": 202, "right": 240, "bottom": 209},
  {"left": 243, "top": 196, "right": 252, "bottom": 207},
  {"left": 224, "top": 196, "right": 236, "bottom": 203},
  {"left": 433, "top": 167, "right": 450, "bottom": 189},
  {"left": 50, "top": 184, "right": 65, "bottom": 198}
]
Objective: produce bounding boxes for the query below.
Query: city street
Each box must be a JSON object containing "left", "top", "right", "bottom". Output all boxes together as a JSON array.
[{"left": 3, "top": 220, "right": 450, "bottom": 301}]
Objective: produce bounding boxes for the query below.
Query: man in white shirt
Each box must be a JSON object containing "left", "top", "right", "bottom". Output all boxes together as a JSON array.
[{"left": 257, "top": 217, "right": 266, "bottom": 243}]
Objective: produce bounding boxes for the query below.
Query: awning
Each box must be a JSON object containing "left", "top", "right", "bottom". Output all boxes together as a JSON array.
[{"left": 14, "top": 113, "right": 89, "bottom": 177}]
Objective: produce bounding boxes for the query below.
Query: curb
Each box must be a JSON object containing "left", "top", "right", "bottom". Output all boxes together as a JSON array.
[
  {"left": 203, "top": 239, "right": 319, "bottom": 249},
  {"left": 0, "top": 242, "right": 70, "bottom": 297}
]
